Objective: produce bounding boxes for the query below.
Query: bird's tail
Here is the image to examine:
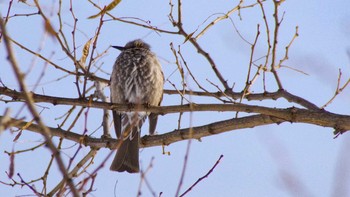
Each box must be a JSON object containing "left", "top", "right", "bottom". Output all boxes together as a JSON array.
[{"left": 110, "top": 113, "right": 146, "bottom": 173}]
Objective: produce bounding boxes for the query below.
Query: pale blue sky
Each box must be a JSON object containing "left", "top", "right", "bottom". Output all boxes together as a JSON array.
[{"left": 1, "top": 0, "right": 350, "bottom": 196}]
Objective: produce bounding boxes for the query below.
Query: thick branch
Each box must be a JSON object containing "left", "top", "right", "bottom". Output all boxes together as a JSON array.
[
  {"left": 1, "top": 107, "right": 349, "bottom": 152},
  {"left": 1, "top": 114, "right": 283, "bottom": 149},
  {"left": 1, "top": 87, "right": 349, "bottom": 133},
  {"left": 0, "top": 87, "right": 319, "bottom": 110}
]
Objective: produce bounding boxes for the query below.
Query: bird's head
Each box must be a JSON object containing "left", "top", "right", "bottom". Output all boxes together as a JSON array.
[{"left": 112, "top": 39, "right": 151, "bottom": 51}]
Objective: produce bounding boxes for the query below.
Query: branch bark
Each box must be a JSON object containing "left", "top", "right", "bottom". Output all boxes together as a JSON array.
[
  {"left": 1, "top": 106, "right": 348, "bottom": 152},
  {"left": 0, "top": 86, "right": 319, "bottom": 112},
  {"left": 1, "top": 86, "right": 349, "bottom": 135}
]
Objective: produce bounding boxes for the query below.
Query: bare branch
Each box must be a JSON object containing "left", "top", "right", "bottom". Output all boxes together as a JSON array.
[
  {"left": 0, "top": 87, "right": 320, "bottom": 114},
  {"left": 0, "top": 16, "right": 79, "bottom": 197},
  {"left": 2, "top": 107, "right": 349, "bottom": 151},
  {"left": 180, "top": 155, "right": 223, "bottom": 197},
  {"left": 322, "top": 69, "right": 350, "bottom": 109},
  {"left": 48, "top": 149, "right": 98, "bottom": 196}
]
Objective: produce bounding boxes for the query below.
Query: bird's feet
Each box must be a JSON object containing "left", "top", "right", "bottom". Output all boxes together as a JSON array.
[
  {"left": 143, "top": 102, "right": 151, "bottom": 108},
  {"left": 101, "top": 133, "right": 112, "bottom": 139}
]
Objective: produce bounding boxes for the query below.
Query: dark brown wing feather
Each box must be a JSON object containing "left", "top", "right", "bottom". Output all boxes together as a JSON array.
[{"left": 112, "top": 111, "right": 121, "bottom": 139}]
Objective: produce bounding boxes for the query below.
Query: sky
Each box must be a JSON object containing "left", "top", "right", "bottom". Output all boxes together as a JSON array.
[{"left": 1, "top": 0, "right": 350, "bottom": 196}]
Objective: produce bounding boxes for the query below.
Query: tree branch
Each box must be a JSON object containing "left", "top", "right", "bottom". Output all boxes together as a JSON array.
[
  {"left": 1, "top": 87, "right": 348, "bottom": 134},
  {"left": 2, "top": 106, "right": 349, "bottom": 152},
  {"left": 0, "top": 15, "right": 79, "bottom": 197},
  {"left": 0, "top": 86, "right": 319, "bottom": 110}
]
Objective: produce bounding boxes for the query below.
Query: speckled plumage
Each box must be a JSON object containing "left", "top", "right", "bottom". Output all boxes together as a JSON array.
[{"left": 110, "top": 40, "right": 164, "bottom": 173}]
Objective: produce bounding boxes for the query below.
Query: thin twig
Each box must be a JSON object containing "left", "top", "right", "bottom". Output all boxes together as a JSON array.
[
  {"left": 179, "top": 155, "right": 224, "bottom": 197},
  {"left": 322, "top": 69, "right": 350, "bottom": 109},
  {"left": 270, "top": 0, "right": 284, "bottom": 89},
  {"left": 175, "top": 111, "right": 193, "bottom": 197},
  {"left": 240, "top": 24, "right": 261, "bottom": 103},
  {"left": 0, "top": 15, "right": 79, "bottom": 197},
  {"left": 48, "top": 148, "right": 98, "bottom": 196}
]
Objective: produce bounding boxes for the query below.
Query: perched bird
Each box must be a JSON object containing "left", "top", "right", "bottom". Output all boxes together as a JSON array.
[{"left": 110, "top": 39, "right": 164, "bottom": 173}]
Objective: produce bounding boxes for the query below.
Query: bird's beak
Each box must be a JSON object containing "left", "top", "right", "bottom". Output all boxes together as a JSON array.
[{"left": 112, "top": 45, "right": 125, "bottom": 51}]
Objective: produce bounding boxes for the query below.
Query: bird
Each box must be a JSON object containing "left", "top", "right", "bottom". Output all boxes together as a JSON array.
[{"left": 110, "top": 39, "right": 164, "bottom": 173}]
